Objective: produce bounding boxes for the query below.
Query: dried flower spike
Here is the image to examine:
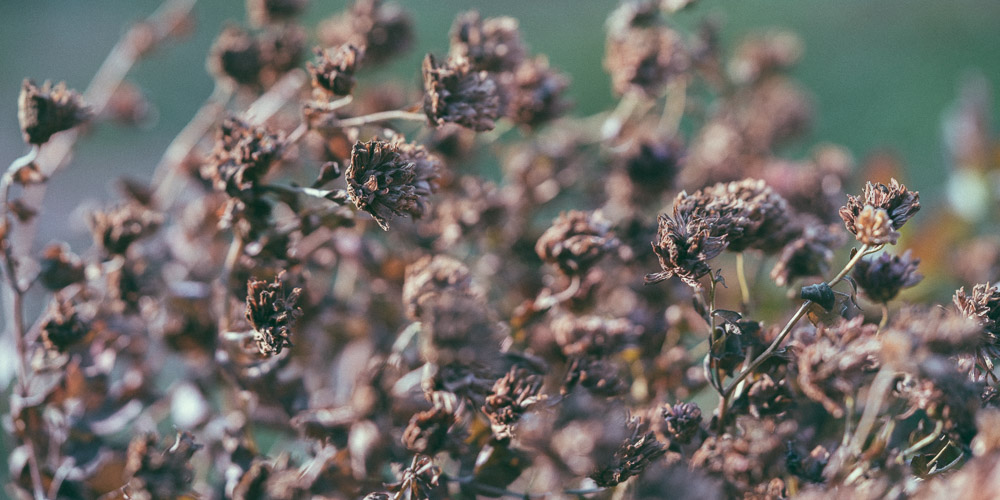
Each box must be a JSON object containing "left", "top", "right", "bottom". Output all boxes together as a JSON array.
[
  {"left": 852, "top": 250, "right": 923, "bottom": 303},
  {"left": 422, "top": 54, "right": 501, "bottom": 132},
  {"left": 307, "top": 44, "right": 363, "bottom": 96},
  {"left": 246, "top": 273, "right": 302, "bottom": 356},
  {"left": 482, "top": 366, "right": 546, "bottom": 440},
  {"left": 346, "top": 138, "right": 440, "bottom": 230},
  {"left": 18, "top": 79, "right": 92, "bottom": 145},
  {"left": 839, "top": 178, "right": 920, "bottom": 245}
]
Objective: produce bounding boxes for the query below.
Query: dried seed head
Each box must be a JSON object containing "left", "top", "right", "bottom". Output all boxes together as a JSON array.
[
  {"left": 206, "top": 117, "right": 285, "bottom": 196},
  {"left": 449, "top": 11, "right": 526, "bottom": 73},
  {"left": 770, "top": 222, "right": 845, "bottom": 287},
  {"left": 616, "top": 131, "right": 684, "bottom": 200},
  {"left": 208, "top": 26, "right": 264, "bottom": 87},
  {"left": 662, "top": 401, "right": 703, "bottom": 444},
  {"left": 839, "top": 178, "right": 920, "bottom": 245},
  {"left": 563, "top": 356, "right": 630, "bottom": 397},
  {"left": 551, "top": 314, "right": 637, "bottom": 358},
  {"left": 418, "top": 291, "right": 499, "bottom": 366},
  {"left": 41, "top": 302, "right": 89, "bottom": 352},
  {"left": 208, "top": 26, "right": 306, "bottom": 88},
  {"left": 318, "top": 0, "right": 413, "bottom": 66},
  {"left": 536, "top": 210, "right": 618, "bottom": 276},
  {"left": 37, "top": 242, "right": 85, "bottom": 291},
  {"left": 728, "top": 30, "right": 803, "bottom": 84},
  {"left": 246, "top": 0, "right": 308, "bottom": 26},
  {"left": 125, "top": 432, "right": 203, "bottom": 500},
  {"left": 402, "top": 255, "right": 475, "bottom": 321},
  {"left": 245, "top": 273, "right": 303, "bottom": 356},
  {"left": 482, "top": 366, "right": 546, "bottom": 440},
  {"left": 853, "top": 205, "right": 899, "bottom": 246},
  {"left": 345, "top": 138, "right": 440, "bottom": 230},
  {"left": 852, "top": 250, "right": 923, "bottom": 303},
  {"left": 18, "top": 79, "right": 92, "bottom": 145},
  {"left": 645, "top": 208, "right": 727, "bottom": 289},
  {"left": 955, "top": 283, "right": 1000, "bottom": 335},
  {"left": 402, "top": 407, "right": 456, "bottom": 454},
  {"left": 793, "top": 316, "right": 880, "bottom": 418},
  {"left": 422, "top": 54, "right": 501, "bottom": 132},
  {"left": 307, "top": 44, "right": 363, "bottom": 96},
  {"left": 89, "top": 202, "right": 163, "bottom": 256},
  {"left": 605, "top": 22, "right": 689, "bottom": 97},
  {"left": 504, "top": 56, "right": 571, "bottom": 129},
  {"left": 675, "top": 178, "right": 794, "bottom": 253},
  {"left": 389, "top": 456, "right": 442, "bottom": 499},
  {"left": 590, "top": 416, "right": 668, "bottom": 487}
]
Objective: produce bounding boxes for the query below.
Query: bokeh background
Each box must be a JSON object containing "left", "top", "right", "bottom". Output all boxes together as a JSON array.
[{"left": 1, "top": 0, "right": 999, "bottom": 275}]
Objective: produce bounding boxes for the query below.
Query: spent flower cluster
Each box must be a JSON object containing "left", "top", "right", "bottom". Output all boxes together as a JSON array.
[{"left": 2, "top": 1, "right": 999, "bottom": 499}]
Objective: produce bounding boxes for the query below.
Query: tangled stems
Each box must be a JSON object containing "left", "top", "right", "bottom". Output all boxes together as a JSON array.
[
  {"left": 2, "top": 148, "right": 47, "bottom": 500},
  {"left": 716, "top": 244, "right": 881, "bottom": 429}
]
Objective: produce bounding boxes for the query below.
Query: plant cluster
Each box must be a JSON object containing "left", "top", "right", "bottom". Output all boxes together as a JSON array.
[{"left": 3, "top": 0, "right": 1000, "bottom": 499}]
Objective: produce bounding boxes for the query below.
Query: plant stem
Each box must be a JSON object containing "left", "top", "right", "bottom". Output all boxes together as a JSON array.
[
  {"left": 658, "top": 75, "right": 688, "bottom": 136},
  {"left": 736, "top": 252, "right": 751, "bottom": 311},
  {"left": 717, "top": 244, "right": 875, "bottom": 428},
  {"left": 320, "top": 109, "right": 427, "bottom": 130}
]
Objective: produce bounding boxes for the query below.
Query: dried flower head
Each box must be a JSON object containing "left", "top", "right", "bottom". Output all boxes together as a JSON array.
[
  {"left": 482, "top": 366, "right": 546, "bottom": 440},
  {"left": 449, "top": 11, "right": 527, "bottom": 73},
  {"left": 89, "top": 202, "right": 163, "bottom": 256},
  {"left": 422, "top": 54, "right": 501, "bottom": 132},
  {"left": 852, "top": 250, "right": 923, "bottom": 303},
  {"left": 505, "top": 56, "right": 571, "bottom": 128},
  {"left": 41, "top": 302, "right": 89, "bottom": 352},
  {"left": 551, "top": 314, "right": 637, "bottom": 358},
  {"left": 206, "top": 116, "right": 285, "bottom": 196},
  {"left": 402, "top": 407, "right": 456, "bottom": 454},
  {"left": 590, "top": 416, "right": 668, "bottom": 487},
  {"left": 839, "top": 178, "right": 920, "bottom": 246},
  {"left": 403, "top": 255, "right": 475, "bottom": 320},
  {"left": 605, "top": 21, "right": 689, "bottom": 97},
  {"left": 645, "top": 208, "right": 727, "bottom": 288},
  {"left": 389, "top": 455, "right": 443, "bottom": 499},
  {"left": 18, "top": 79, "right": 92, "bottom": 145},
  {"left": 770, "top": 222, "right": 845, "bottom": 287},
  {"left": 616, "top": 131, "right": 684, "bottom": 200},
  {"left": 536, "top": 210, "right": 618, "bottom": 276},
  {"left": 208, "top": 26, "right": 306, "bottom": 88},
  {"left": 728, "top": 30, "right": 803, "bottom": 84},
  {"left": 246, "top": 0, "right": 308, "bottom": 26},
  {"left": 563, "top": 356, "right": 630, "bottom": 397},
  {"left": 37, "top": 242, "right": 85, "bottom": 291},
  {"left": 345, "top": 138, "right": 440, "bottom": 230},
  {"left": 307, "top": 44, "right": 363, "bottom": 96},
  {"left": 125, "top": 432, "right": 203, "bottom": 500},
  {"left": 662, "top": 401, "right": 703, "bottom": 444},
  {"left": 675, "top": 178, "right": 793, "bottom": 253},
  {"left": 207, "top": 26, "right": 264, "bottom": 87},
  {"left": 793, "top": 317, "right": 880, "bottom": 417},
  {"left": 245, "top": 273, "right": 302, "bottom": 356},
  {"left": 418, "top": 291, "right": 499, "bottom": 367},
  {"left": 318, "top": 0, "right": 413, "bottom": 66}
]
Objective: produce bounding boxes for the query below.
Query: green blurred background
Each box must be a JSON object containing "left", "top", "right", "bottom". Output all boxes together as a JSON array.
[{"left": 1, "top": 0, "right": 998, "bottom": 246}]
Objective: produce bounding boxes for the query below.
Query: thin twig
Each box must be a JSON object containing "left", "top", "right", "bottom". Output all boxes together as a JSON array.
[{"left": 318, "top": 108, "right": 428, "bottom": 129}]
